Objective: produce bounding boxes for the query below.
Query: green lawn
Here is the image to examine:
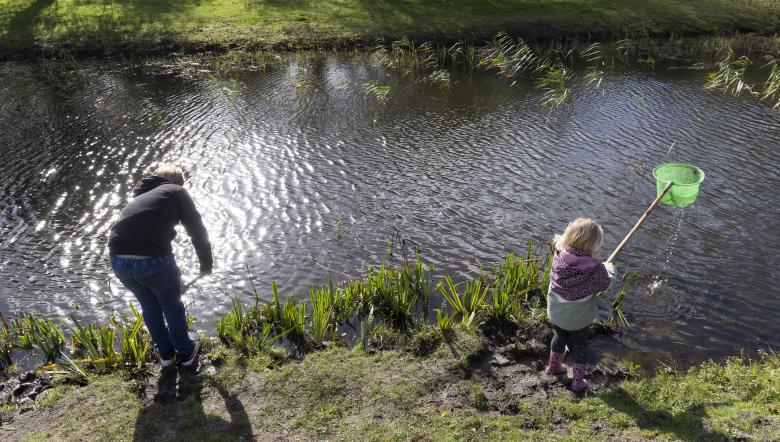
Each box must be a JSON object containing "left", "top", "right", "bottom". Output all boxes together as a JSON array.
[
  {"left": 6, "top": 331, "right": 780, "bottom": 441},
  {"left": 1, "top": 0, "right": 779, "bottom": 57}
]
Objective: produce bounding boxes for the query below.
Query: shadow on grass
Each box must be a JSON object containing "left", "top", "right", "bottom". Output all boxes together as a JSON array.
[
  {"left": 6, "top": 0, "right": 55, "bottom": 34},
  {"left": 133, "top": 366, "right": 253, "bottom": 440},
  {"left": 600, "top": 387, "right": 727, "bottom": 442}
]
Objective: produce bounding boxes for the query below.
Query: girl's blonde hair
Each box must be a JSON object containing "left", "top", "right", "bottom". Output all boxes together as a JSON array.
[
  {"left": 150, "top": 163, "right": 185, "bottom": 186},
  {"left": 553, "top": 218, "right": 604, "bottom": 256}
]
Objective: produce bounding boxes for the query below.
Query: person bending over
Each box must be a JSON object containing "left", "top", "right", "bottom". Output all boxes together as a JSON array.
[{"left": 108, "top": 164, "right": 212, "bottom": 368}]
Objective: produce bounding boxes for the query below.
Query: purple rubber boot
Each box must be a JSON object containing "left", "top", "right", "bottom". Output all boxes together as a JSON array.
[
  {"left": 572, "top": 363, "right": 588, "bottom": 391},
  {"left": 544, "top": 351, "right": 567, "bottom": 375}
]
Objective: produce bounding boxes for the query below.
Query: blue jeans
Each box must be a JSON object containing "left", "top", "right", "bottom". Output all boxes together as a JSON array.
[{"left": 110, "top": 254, "right": 193, "bottom": 359}]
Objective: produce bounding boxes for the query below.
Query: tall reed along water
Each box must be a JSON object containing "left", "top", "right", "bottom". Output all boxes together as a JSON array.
[{"left": 0, "top": 56, "right": 778, "bottom": 367}]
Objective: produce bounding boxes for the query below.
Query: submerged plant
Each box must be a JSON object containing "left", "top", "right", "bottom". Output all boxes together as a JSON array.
[
  {"left": 424, "top": 69, "right": 453, "bottom": 88},
  {"left": 361, "top": 80, "right": 392, "bottom": 103}
]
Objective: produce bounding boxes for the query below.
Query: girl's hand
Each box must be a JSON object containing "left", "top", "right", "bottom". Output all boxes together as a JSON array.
[{"left": 603, "top": 262, "right": 616, "bottom": 276}]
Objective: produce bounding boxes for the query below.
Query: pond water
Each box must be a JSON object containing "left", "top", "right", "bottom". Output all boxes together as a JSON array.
[{"left": 0, "top": 56, "right": 778, "bottom": 368}]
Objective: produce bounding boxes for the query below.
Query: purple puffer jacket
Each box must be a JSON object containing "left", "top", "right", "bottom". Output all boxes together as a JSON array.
[{"left": 550, "top": 247, "right": 611, "bottom": 301}]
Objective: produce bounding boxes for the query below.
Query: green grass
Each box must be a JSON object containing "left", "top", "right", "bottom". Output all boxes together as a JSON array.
[
  {"left": 8, "top": 330, "right": 779, "bottom": 441},
  {"left": 1, "top": 0, "right": 779, "bottom": 57}
]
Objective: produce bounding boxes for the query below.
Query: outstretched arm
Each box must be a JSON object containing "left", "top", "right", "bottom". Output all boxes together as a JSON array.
[{"left": 177, "top": 189, "right": 213, "bottom": 274}]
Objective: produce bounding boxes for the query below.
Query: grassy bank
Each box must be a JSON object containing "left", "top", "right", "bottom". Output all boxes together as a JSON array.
[
  {"left": 1, "top": 248, "right": 778, "bottom": 440},
  {"left": 1, "top": 1, "right": 780, "bottom": 58},
  {"left": 3, "top": 328, "right": 779, "bottom": 441}
]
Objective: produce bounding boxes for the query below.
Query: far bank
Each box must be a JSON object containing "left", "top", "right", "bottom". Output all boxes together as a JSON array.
[{"left": 1, "top": 0, "right": 780, "bottom": 59}]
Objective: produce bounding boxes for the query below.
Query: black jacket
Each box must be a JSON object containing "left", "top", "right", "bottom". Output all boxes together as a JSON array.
[{"left": 108, "top": 176, "right": 213, "bottom": 273}]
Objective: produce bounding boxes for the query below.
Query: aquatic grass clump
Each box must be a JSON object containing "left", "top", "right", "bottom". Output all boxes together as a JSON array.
[
  {"left": 437, "top": 274, "right": 489, "bottom": 327},
  {"left": 475, "top": 32, "right": 541, "bottom": 79},
  {"left": 372, "top": 37, "right": 437, "bottom": 76},
  {"left": 362, "top": 254, "right": 432, "bottom": 328},
  {"left": 334, "top": 280, "right": 363, "bottom": 323},
  {"left": 309, "top": 285, "right": 335, "bottom": 346},
  {"left": 260, "top": 281, "right": 306, "bottom": 338},
  {"left": 705, "top": 50, "right": 753, "bottom": 96},
  {"left": 435, "top": 308, "right": 456, "bottom": 335},
  {"left": 536, "top": 64, "right": 573, "bottom": 109},
  {"left": 760, "top": 61, "right": 780, "bottom": 109},
  {"left": 70, "top": 316, "right": 118, "bottom": 370},
  {"left": 217, "top": 298, "right": 279, "bottom": 355},
  {"left": 361, "top": 80, "right": 392, "bottom": 103},
  {"left": 424, "top": 69, "right": 452, "bottom": 88},
  {"left": 12, "top": 314, "right": 66, "bottom": 363},
  {"left": 0, "top": 326, "right": 12, "bottom": 367},
  {"left": 110, "top": 304, "right": 151, "bottom": 370},
  {"left": 363, "top": 265, "right": 420, "bottom": 327}
]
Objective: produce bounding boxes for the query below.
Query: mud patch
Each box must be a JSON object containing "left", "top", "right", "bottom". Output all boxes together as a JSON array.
[{"left": 428, "top": 319, "right": 629, "bottom": 415}]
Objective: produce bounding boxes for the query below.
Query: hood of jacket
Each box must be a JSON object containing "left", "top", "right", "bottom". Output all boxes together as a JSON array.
[
  {"left": 558, "top": 247, "right": 600, "bottom": 269},
  {"left": 133, "top": 176, "right": 174, "bottom": 197}
]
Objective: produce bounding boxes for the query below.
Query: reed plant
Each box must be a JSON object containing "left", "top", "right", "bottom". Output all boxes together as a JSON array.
[
  {"left": 335, "top": 280, "right": 363, "bottom": 323},
  {"left": 760, "top": 61, "right": 780, "bottom": 109},
  {"left": 110, "top": 304, "right": 150, "bottom": 370},
  {"left": 435, "top": 308, "right": 456, "bottom": 334},
  {"left": 0, "top": 326, "right": 12, "bottom": 367},
  {"left": 279, "top": 293, "right": 306, "bottom": 339},
  {"left": 217, "top": 298, "right": 278, "bottom": 355},
  {"left": 361, "top": 80, "right": 392, "bottom": 103},
  {"left": 363, "top": 256, "right": 429, "bottom": 328},
  {"left": 611, "top": 271, "right": 637, "bottom": 328},
  {"left": 11, "top": 314, "right": 34, "bottom": 350},
  {"left": 69, "top": 316, "right": 118, "bottom": 370},
  {"left": 536, "top": 64, "right": 572, "bottom": 109},
  {"left": 309, "top": 286, "right": 334, "bottom": 346},
  {"left": 58, "top": 350, "right": 89, "bottom": 383},
  {"left": 358, "top": 306, "right": 374, "bottom": 354},
  {"left": 475, "top": 32, "right": 540, "bottom": 78},
  {"left": 372, "top": 37, "right": 437, "bottom": 76},
  {"left": 705, "top": 50, "right": 753, "bottom": 96},
  {"left": 437, "top": 274, "right": 489, "bottom": 326},
  {"left": 13, "top": 314, "right": 66, "bottom": 363}
]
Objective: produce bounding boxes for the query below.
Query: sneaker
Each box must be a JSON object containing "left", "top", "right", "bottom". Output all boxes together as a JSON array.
[
  {"left": 160, "top": 349, "right": 176, "bottom": 368},
  {"left": 178, "top": 340, "right": 201, "bottom": 367}
]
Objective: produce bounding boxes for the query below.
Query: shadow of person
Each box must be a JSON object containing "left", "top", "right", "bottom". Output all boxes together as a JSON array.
[
  {"left": 600, "top": 387, "right": 727, "bottom": 441},
  {"left": 133, "top": 365, "right": 253, "bottom": 440}
]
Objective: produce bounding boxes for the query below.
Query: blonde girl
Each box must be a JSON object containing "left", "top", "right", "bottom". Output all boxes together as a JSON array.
[{"left": 544, "top": 218, "right": 615, "bottom": 391}]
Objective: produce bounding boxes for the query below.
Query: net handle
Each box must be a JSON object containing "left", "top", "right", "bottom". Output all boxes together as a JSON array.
[{"left": 606, "top": 181, "right": 673, "bottom": 263}]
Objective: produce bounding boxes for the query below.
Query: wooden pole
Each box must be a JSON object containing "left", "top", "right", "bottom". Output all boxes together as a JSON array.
[{"left": 606, "top": 181, "right": 673, "bottom": 263}]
